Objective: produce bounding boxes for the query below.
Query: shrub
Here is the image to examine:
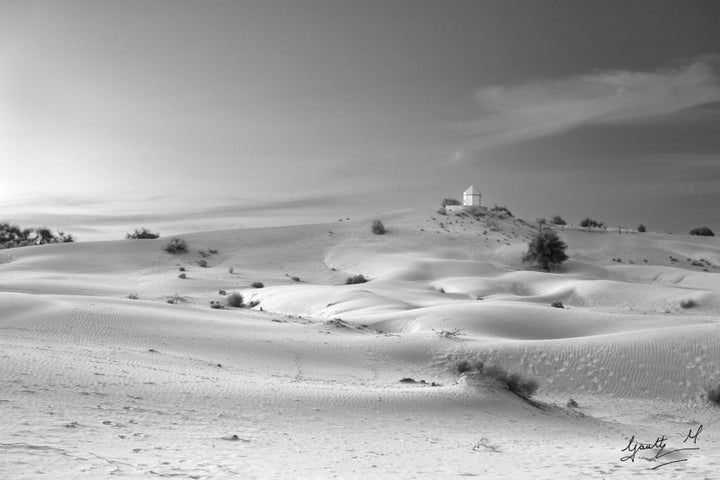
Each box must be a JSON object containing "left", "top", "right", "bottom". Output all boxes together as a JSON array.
[
  {"left": 707, "top": 384, "right": 720, "bottom": 405},
  {"left": 491, "top": 205, "right": 512, "bottom": 218},
  {"left": 551, "top": 215, "right": 566, "bottom": 226},
  {"left": 164, "top": 238, "right": 188, "bottom": 254},
  {"left": 291, "top": 276, "right": 300, "bottom": 282},
  {"left": 441, "top": 198, "right": 462, "bottom": 207},
  {"left": 179, "top": 267, "right": 186, "bottom": 272},
  {"left": 371, "top": 219, "right": 386, "bottom": 235},
  {"left": 551, "top": 301, "right": 564, "bottom": 308},
  {"left": 197, "top": 259, "right": 208, "bottom": 268},
  {"left": 523, "top": 230, "right": 569, "bottom": 271},
  {"left": 457, "top": 361, "right": 539, "bottom": 399},
  {"left": 580, "top": 218, "right": 604, "bottom": 229},
  {"left": 228, "top": 267, "right": 234, "bottom": 274},
  {"left": 126, "top": 227, "right": 159, "bottom": 239},
  {"left": 226, "top": 292, "right": 244, "bottom": 308},
  {"left": 210, "top": 301, "right": 225, "bottom": 309},
  {"left": 209, "top": 248, "right": 218, "bottom": 254},
  {"left": 346, "top": 274, "right": 368, "bottom": 285},
  {"left": 251, "top": 282, "right": 264, "bottom": 288},
  {"left": 128, "top": 294, "right": 139, "bottom": 300},
  {"left": 689, "top": 227, "right": 715, "bottom": 236},
  {"left": 637, "top": 224, "right": 646, "bottom": 233},
  {"left": 434, "top": 328, "right": 463, "bottom": 338},
  {"left": 680, "top": 299, "right": 697, "bottom": 309},
  {"left": 178, "top": 273, "right": 187, "bottom": 279}
]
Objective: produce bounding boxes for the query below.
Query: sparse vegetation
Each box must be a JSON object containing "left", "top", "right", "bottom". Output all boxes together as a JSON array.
[
  {"left": 523, "top": 230, "right": 569, "bottom": 271},
  {"left": 689, "top": 227, "right": 715, "bottom": 237},
  {"left": 0, "top": 223, "right": 75, "bottom": 249},
  {"left": 164, "top": 238, "right": 188, "bottom": 254},
  {"left": 455, "top": 360, "right": 539, "bottom": 399},
  {"left": 441, "top": 198, "right": 462, "bottom": 207},
  {"left": 551, "top": 215, "right": 566, "bottom": 226},
  {"left": 291, "top": 276, "right": 301, "bottom": 282},
  {"left": 706, "top": 384, "right": 720, "bottom": 405},
  {"left": 580, "top": 218, "right": 604, "bottom": 229},
  {"left": 637, "top": 224, "right": 646, "bottom": 233},
  {"left": 680, "top": 299, "right": 697, "bottom": 309},
  {"left": 128, "top": 294, "right": 139, "bottom": 300},
  {"left": 251, "top": 281, "right": 264, "bottom": 288},
  {"left": 197, "top": 259, "right": 208, "bottom": 268},
  {"left": 434, "top": 328, "right": 463, "bottom": 338},
  {"left": 126, "top": 227, "right": 159, "bottom": 239},
  {"left": 228, "top": 267, "right": 234, "bottom": 274},
  {"left": 210, "top": 301, "right": 225, "bottom": 309},
  {"left": 179, "top": 267, "right": 186, "bottom": 272},
  {"left": 345, "top": 274, "right": 368, "bottom": 284},
  {"left": 490, "top": 205, "right": 513, "bottom": 218},
  {"left": 226, "top": 292, "right": 244, "bottom": 308},
  {"left": 551, "top": 301, "right": 564, "bottom": 308},
  {"left": 178, "top": 273, "right": 187, "bottom": 279},
  {"left": 371, "top": 219, "right": 386, "bottom": 235}
]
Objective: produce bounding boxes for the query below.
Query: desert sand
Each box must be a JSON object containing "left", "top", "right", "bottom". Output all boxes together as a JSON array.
[{"left": 1, "top": 209, "right": 719, "bottom": 479}]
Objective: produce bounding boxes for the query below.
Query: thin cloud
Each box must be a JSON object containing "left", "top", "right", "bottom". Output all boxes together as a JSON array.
[{"left": 460, "top": 57, "right": 720, "bottom": 152}]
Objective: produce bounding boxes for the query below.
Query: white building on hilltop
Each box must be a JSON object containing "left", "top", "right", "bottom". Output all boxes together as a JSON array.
[
  {"left": 463, "top": 185, "right": 482, "bottom": 206},
  {"left": 445, "top": 185, "right": 488, "bottom": 213}
]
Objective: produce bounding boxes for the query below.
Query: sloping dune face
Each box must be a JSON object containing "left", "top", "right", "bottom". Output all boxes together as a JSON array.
[{"left": 2, "top": 210, "right": 720, "bottom": 478}]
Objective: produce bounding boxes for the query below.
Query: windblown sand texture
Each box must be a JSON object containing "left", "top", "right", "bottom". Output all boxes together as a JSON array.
[{"left": 2, "top": 210, "right": 719, "bottom": 478}]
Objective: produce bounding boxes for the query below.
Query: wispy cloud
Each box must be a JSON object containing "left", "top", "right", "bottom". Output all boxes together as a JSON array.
[{"left": 459, "top": 57, "right": 720, "bottom": 153}]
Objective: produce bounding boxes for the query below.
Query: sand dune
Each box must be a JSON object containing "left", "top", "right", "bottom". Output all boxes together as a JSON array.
[{"left": 2, "top": 210, "right": 719, "bottom": 478}]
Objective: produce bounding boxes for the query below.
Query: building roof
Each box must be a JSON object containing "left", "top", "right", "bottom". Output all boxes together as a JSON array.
[{"left": 464, "top": 185, "right": 480, "bottom": 195}]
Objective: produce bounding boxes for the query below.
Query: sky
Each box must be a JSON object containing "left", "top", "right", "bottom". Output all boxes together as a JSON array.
[{"left": 1, "top": 0, "right": 719, "bottom": 240}]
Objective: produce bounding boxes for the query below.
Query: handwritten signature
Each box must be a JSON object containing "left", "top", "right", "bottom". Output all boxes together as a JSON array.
[{"left": 620, "top": 425, "right": 702, "bottom": 469}]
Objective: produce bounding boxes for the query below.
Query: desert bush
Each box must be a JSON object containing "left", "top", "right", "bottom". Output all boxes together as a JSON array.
[
  {"left": 226, "top": 292, "right": 244, "bottom": 308},
  {"left": 551, "top": 215, "right": 566, "bottom": 226},
  {"left": 345, "top": 274, "right": 368, "bottom": 284},
  {"left": 689, "top": 227, "right": 715, "bottom": 236},
  {"left": 523, "top": 230, "right": 569, "bottom": 271},
  {"left": 291, "top": 276, "right": 300, "bottom": 282},
  {"left": 551, "top": 301, "right": 564, "bottom": 308},
  {"left": 491, "top": 205, "right": 513, "bottom": 217},
  {"left": 128, "top": 294, "right": 139, "bottom": 300},
  {"left": 126, "top": 227, "right": 159, "bottom": 239},
  {"left": 210, "top": 301, "right": 225, "bottom": 309},
  {"left": 691, "top": 260, "right": 704, "bottom": 267},
  {"left": 637, "top": 224, "right": 646, "bottom": 233},
  {"left": 209, "top": 248, "right": 218, "bottom": 254},
  {"left": 371, "top": 219, "right": 386, "bottom": 235},
  {"left": 434, "top": 328, "right": 463, "bottom": 338},
  {"left": 437, "top": 207, "right": 447, "bottom": 215},
  {"left": 457, "top": 360, "right": 539, "bottom": 399},
  {"left": 197, "top": 259, "right": 208, "bottom": 268},
  {"left": 179, "top": 267, "right": 186, "bottom": 272},
  {"left": 164, "top": 238, "right": 188, "bottom": 254},
  {"left": 485, "top": 218, "right": 500, "bottom": 231},
  {"left": 178, "top": 273, "right": 187, "bottom": 279},
  {"left": 0, "top": 223, "right": 75, "bottom": 248},
  {"left": 706, "top": 384, "right": 720, "bottom": 405},
  {"left": 228, "top": 267, "right": 234, "bottom": 274},
  {"left": 251, "top": 281, "right": 264, "bottom": 288},
  {"left": 680, "top": 299, "right": 697, "bottom": 309},
  {"left": 580, "top": 218, "right": 604, "bottom": 229},
  {"left": 198, "top": 250, "right": 209, "bottom": 258},
  {"left": 441, "top": 198, "right": 462, "bottom": 207}
]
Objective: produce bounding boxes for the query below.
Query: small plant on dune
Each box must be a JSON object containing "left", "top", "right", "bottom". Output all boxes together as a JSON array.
[
  {"left": 251, "top": 281, "right": 264, "bottom": 288},
  {"left": 198, "top": 250, "right": 209, "bottom": 258},
  {"left": 371, "top": 219, "right": 386, "bottom": 235},
  {"left": 210, "top": 301, "right": 225, "bottom": 309},
  {"left": 551, "top": 301, "right": 564, "bottom": 308},
  {"left": 164, "top": 238, "right": 188, "bottom": 254},
  {"left": 209, "top": 248, "right": 218, "bottom": 254},
  {"left": 455, "top": 360, "right": 539, "bottom": 399},
  {"left": 706, "top": 384, "right": 720, "bottom": 405},
  {"left": 126, "top": 227, "right": 159, "bottom": 239},
  {"left": 434, "top": 327, "right": 463, "bottom": 338},
  {"left": 227, "top": 292, "right": 244, "bottom": 308},
  {"left": 197, "top": 259, "right": 208, "bottom": 268},
  {"left": 485, "top": 218, "right": 500, "bottom": 231},
  {"left": 178, "top": 273, "right": 187, "bottom": 279},
  {"left": 179, "top": 266, "right": 186, "bottom": 272},
  {"left": 291, "top": 275, "right": 301, "bottom": 282},
  {"left": 128, "top": 293, "right": 139, "bottom": 300},
  {"left": 680, "top": 299, "right": 697, "bottom": 309},
  {"left": 689, "top": 227, "right": 715, "bottom": 237},
  {"left": 523, "top": 230, "right": 568, "bottom": 271},
  {"left": 637, "top": 224, "right": 646, "bottom": 233},
  {"left": 346, "top": 274, "right": 368, "bottom": 285},
  {"left": 228, "top": 267, "right": 234, "bottom": 274}
]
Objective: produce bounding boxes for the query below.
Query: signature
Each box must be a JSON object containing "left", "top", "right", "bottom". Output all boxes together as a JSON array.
[{"left": 620, "top": 425, "right": 702, "bottom": 469}]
